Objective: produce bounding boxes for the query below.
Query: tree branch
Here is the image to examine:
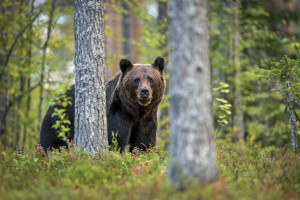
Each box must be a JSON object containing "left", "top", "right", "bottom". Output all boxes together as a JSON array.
[
  {"left": 2, "top": 81, "right": 41, "bottom": 126},
  {"left": 267, "top": 89, "right": 281, "bottom": 93},
  {"left": 0, "top": 11, "right": 41, "bottom": 81},
  {"left": 7, "top": 81, "right": 41, "bottom": 109}
]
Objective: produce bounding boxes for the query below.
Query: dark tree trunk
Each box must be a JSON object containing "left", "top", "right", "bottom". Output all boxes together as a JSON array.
[
  {"left": 23, "top": 0, "right": 35, "bottom": 146},
  {"left": 37, "top": 0, "right": 55, "bottom": 141},
  {"left": 104, "top": 0, "right": 122, "bottom": 77},
  {"left": 158, "top": 0, "right": 168, "bottom": 60},
  {"left": 0, "top": 3, "right": 18, "bottom": 144},
  {"left": 157, "top": 0, "right": 169, "bottom": 140},
  {"left": 121, "top": 3, "right": 142, "bottom": 63}
]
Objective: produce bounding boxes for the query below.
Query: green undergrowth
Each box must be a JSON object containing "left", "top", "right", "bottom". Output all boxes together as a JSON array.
[{"left": 0, "top": 142, "right": 299, "bottom": 200}]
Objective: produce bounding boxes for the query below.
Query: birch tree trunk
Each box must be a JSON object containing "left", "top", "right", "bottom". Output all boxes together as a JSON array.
[
  {"left": 74, "top": 0, "right": 108, "bottom": 155},
  {"left": 168, "top": 0, "right": 217, "bottom": 187}
]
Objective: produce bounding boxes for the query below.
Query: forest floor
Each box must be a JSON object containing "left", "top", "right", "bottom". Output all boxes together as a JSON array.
[{"left": 0, "top": 142, "right": 299, "bottom": 200}]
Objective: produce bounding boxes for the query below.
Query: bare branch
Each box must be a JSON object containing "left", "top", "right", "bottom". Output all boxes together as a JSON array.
[
  {"left": 7, "top": 81, "right": 41, "bottom": 109},
  {"left": 32, "top": 41, "right": 43, "bottom": 49},
  {"left": 2, "top": 81, "right": 41, "bottom": 126},
  {"left": 293, "top": 108, "right": 299, "bottom": 122},
  {"left": 267, "top": 89, "right": 281, "bottom": 93},
  {"left": 293, "top": 100, "right": 300, "bottom": 106}
]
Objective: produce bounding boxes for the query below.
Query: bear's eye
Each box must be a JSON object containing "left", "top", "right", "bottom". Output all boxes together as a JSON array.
[
  {"left": 134, "top": 78, "right": 140, "bottom": 83},
  {"left": 148, "top": 77, "right": 154, "bottom": 83}
]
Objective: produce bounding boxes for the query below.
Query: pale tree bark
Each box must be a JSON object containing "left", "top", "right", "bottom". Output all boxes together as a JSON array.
[
  {"left": 74, "top": 0, "right": 108, "bottom": 155},
  {"left": 168, "top": 0, "right": 217, "bottom": 188}
]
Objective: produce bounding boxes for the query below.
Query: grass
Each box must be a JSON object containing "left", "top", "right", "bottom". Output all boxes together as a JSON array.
[{"left": 0, "top": 142, "right": 299, "bottom": 200}]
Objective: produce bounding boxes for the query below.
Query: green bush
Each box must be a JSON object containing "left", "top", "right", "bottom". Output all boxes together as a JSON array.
[{"left": 1, "top": 143, "right": 299, "bottom": 200}]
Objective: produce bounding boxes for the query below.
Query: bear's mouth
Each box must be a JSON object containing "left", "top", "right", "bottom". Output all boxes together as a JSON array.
[{"left": 138, "top": 97, "right": 152, "bottom": 106}]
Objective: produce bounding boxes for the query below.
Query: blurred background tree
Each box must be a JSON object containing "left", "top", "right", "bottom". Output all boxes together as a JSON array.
[
  {"left": 210, "top": 0, "right": 300, "bottom": 150},
  {"left": 0, "top": 0, "right": 299, "bottom": 152}
]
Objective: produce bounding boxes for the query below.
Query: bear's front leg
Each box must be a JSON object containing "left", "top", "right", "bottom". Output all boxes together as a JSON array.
[
  {"left": 129, "top": 116, "right": 157, "bottom": 152},
  {"left": 107, "top": 112, "right": 133, "bottom": 152}
]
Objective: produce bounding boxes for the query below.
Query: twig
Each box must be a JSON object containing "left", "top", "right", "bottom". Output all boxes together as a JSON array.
[
  {"left": 32, "top": 41, "right": 43, "bottom": 49},
  {"left": 293, "top": 100, "right": 300, "bottom": 106},
  {"left": 293, "top": 108, "right": 300, "bottom": 122},
  {"left": 2, "top": 81, "right": 41, "bottom": 130},
  {"left": 7, "top": 82, "right": 41, "bottom": 109},
  {"left": 267, "top": 89, "right": 281, "bottom": 93}
]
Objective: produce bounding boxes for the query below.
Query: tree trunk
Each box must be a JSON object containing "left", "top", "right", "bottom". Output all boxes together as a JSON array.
[
  {"left": 104, "top": 0, "right": 122, "bottom": 77},
  {"left": 23, "top": 0, "right": 35, "bottom": 147},
  {"left": 74, "top": 0, "right": 108, "bottom": 155},
  {"left": 158, "top": 0, "right": 169, "bottom": 60},
  {"left": 0, "top": 57, "right": 9, "bottom": 144},
  {"left": 157, "top": 0, "right": 169, "bottom": 141},
  {"left": 168, "top": 0, "right": 217, "bottom": 188},
  {"left": 121, "top": 3, "right": 142, "bottom": 63},
  {"left": 232, "top": 0, "right": 245, "bottom": 142},
  {"left": 131, "top": 14, "right": 142, "bottom": 62},
  {"left": 122, "top": 3, "right": 132, "bottom": 60},
  {"left": 0, "top": 3, "right": 18, "bottom": 144},
  {"left": 37, "top": 0, "right": 55, "bottom": 140},
  {"left": 287, "top": 81, "right": 298, "bottom": 152}
]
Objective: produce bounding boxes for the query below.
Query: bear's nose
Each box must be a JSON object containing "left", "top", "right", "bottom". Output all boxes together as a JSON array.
[{"left": 140, "top": 88, "right": 149, "bottom": 98}]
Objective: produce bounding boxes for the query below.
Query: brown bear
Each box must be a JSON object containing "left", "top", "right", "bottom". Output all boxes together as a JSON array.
[{"left": 40, "top": 57, "right": 166, "bottom": 152}]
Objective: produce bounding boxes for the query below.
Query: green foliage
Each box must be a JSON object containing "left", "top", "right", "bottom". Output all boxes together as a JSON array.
[
  {"left": 50, "top": 85, "right": 72, "bottom": 141},
  {"left": 254, "top": 56, "right": 300, "bottom": 151},
  {"left": 0, "top": 0, "right": 74, "bottom": 147},
  {"left": 213, "top": 82, "right": 232, "bottom": 128},
  {"left": 258, "top": 56, "right": 299, "bottom": 80},
  {"left": 1, "top": 144, "right": 299, "bottom": 199},
  {"left": 210, "top": 0, "right": 300, "bottom": 147},
  {"left": 111, "top": 132, "right": 121, "bottom": 152}
]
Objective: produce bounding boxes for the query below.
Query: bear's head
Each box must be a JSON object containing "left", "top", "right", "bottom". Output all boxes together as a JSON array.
[{"left": 119, "top": 57, "right": 165, "bottom": 107}]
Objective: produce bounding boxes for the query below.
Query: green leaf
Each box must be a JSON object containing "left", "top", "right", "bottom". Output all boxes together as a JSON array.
[
  {"left": 62, "top": 102, "right": 68, "bottom": 107},
  {"left": 216, "top": 98, "right": 228, "bottom": 103}
]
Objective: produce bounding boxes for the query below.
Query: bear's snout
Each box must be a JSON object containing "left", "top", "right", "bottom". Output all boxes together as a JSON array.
[
  {"left": 140, "top": 88, "right": 149, "bottom": 98},
  {"left": 137, "top": 87, "right": 152, "bottom": 106}
]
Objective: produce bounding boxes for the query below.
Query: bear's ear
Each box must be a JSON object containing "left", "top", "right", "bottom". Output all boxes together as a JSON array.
[
  {"left": 120, "top": 58, "right": 133, "bottom": 74},
  {"left": 152, "top": 56, "right": 164, "bottom": 74}
]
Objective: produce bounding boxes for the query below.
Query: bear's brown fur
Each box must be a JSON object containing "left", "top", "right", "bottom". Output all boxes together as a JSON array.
[{"left": 40, "top": 57, "right": 166, "bottom": 152}]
